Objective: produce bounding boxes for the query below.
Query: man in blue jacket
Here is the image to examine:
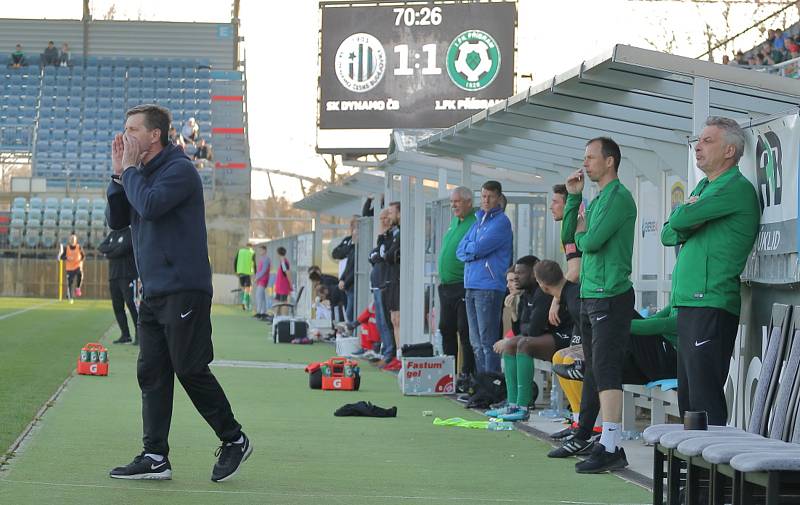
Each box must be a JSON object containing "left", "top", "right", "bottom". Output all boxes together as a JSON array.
[
  {"left": 106, "top": 104, "right": 251, "bottom": 483},
  {"left": 457, "top": 180, "right": 513, "bottom": 373}
]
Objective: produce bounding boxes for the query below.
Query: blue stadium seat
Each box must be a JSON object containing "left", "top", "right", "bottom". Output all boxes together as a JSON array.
[
  {"left": 66, "top": 130, "right": 79, "bottom": 142},
  {"left": 84, "top": 108, "right": 98, "bottom": 119},
  {"left": 128, "top": 67, "right": 142, "bottom": 78},
  {"left": 85, "top": 66, "right": 99, "bottom": 77},
  {"left": 99, "top": 66, "right": 113, "bottom": 77},
  {"left": 142, "top": 67, "right": 155, "bottom": 79},
  {"left": 156, "top": 67, "right": 169, "bottom": 79},
  {"left": 112, "top": 66, "right": 126, "bottom": 77},
  {"left": 98, "top": 76, "right": 113, "bottom": 88},
  {"left": 50, "top": 129, "right": 66, "bottom": 141},
  {"left": 37, "top": 129, "right": 52, "bottom": 141},
  {"left": 80, "top": 130, "right": 95, "bottom": 142},
  {"left": 66, "top": 141, "right": 78, "bottom": 152},
  {"left": 96, "top": 118, "right": 111, "bottom": 130},
  {"left": 112, "top": 76, "right": 125, "bottom": 89},
  {"left": 98, "top": 88, "right": 113, "bottom": 99}
]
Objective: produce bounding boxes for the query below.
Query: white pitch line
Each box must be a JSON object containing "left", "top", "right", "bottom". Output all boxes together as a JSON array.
[
  {"left": 0, "top": 300, "right": 58, "bottom": 321},
  {"left": 210, "top": 359, "right": 306, "bottom": 369},
  {"left": 0, "top": 480, "right": 649, "bottom": 504}
]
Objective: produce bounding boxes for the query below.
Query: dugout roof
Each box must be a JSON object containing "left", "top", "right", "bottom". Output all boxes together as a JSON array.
[{"left": 383, "top": 44, "right": 800, "bottom": 187}]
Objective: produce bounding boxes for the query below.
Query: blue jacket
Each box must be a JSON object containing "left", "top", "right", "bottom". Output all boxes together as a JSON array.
[
  {"left": 456, "top": 207, "right": 513, "bottom": 292},
  {"left": 106, "top": 143, "right": 213, "bottom": 298}
]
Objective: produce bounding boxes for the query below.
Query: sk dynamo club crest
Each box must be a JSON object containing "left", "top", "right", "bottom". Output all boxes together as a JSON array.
[
  {"left": 446, "top": 30, "right": 501, "bottom": 91},
  {"left": 335, "top": 33, "right": 386, "bottom": 93}
]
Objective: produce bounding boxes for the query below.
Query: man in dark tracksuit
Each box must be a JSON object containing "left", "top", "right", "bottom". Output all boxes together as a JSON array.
[
  {"left": 106, "top": 105, "right": 250, "bottom": 483},
  {"left": 98, "top": 226, "right": 139, "bottom": 344},
  {"left": 662, "top": 116, "right": 759, "bottom": 426},
  {"left": 564, "top": 137, "right": 636, "bottom": 473}
]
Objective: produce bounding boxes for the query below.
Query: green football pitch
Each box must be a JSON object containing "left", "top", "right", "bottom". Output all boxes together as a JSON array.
[{"left": 0, "top": 297, "right": 651, "bottom": 505}]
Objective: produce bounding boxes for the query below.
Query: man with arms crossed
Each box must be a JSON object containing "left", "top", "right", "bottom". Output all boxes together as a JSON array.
[
  {"left": 106, "top": 104, "right": 251, "bottom": 482},
  {"left": 662, "top": 116, "right": 759, "bottom": 425},
  {"left": 564, "top": 137, "right": 636, "bottom": 473}
]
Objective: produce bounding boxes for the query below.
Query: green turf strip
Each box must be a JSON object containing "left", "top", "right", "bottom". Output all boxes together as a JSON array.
[
  {"left": 0, "top": 297, "right": 115, "bottom": 454},
  {"left": 0, "top": 304, "right": 650, "bottom": 505}
]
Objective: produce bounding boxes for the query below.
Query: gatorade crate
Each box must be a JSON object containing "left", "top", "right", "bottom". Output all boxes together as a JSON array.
[
  {"left": 399, "top": 356, "right": 454, "bottom": 395},
  {"left": 77, "top": 343, "right": 109, "bottom": 376},
  {"left": 320, "top": 357, "right": 361, "bottom": 391}
]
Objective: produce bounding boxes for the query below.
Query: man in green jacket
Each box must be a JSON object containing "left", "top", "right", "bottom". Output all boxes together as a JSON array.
[
  {"left": 662, "top": 116, "right": 760, "bottom": 426},
  {"left": 437, "top": 186, "right": 477, "bottom": 376},
  {"left": 563, "top": 137, "right": 637, "bottom": 473}
]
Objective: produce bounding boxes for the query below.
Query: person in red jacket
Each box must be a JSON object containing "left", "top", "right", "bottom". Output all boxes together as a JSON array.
[{"left": 347, "top": 302, "right": 381, "bottom": 358}]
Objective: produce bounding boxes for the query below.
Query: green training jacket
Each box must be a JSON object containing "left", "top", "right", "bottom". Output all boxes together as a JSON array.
[
  {"left": 566, "top": 179, "right": 637, "bottom": 298},
  {"left": 661, "top": 166, "right": 759, "bottom": 316},
  {"left": 631, "top": 305, "right": 677, "bottom": 349}
]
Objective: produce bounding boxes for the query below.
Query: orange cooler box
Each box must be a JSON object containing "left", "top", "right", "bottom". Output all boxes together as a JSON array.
[
  {"left": 77, "top": 343, "right": 109, "bottom": 376},
  {"left": 320, "top": 357, "right": 360, "bottom": 391}
]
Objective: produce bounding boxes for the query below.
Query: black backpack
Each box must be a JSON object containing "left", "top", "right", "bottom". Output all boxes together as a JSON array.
[{"left": 464, "top": 372, "right": 539, "bottom": 409}]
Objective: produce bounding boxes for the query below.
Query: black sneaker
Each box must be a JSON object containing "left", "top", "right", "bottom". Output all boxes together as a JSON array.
[
  {"left": 109, "top": 453, "right": 172, "bottom": 480},
  {"left": 211, "top": 433, "right": 253, "bottom": 482},
  {"left": 112, "top": 336, "right": 132, "bottom": 344},
  {"left": 575, "top": 444, "right": 628, "bottom": 473},
  {"left": 551, "top": 425, "right": 577, "bottom": 440},
  {"left": 552, "top": 360, "right": 585, "bottom": 381},
  {"left": 548, "top": 436, "right": 593, "bottom": 458}
]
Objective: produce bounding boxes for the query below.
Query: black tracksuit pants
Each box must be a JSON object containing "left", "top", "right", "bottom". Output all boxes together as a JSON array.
[
  {"left": 677, "top": 306, "right": 739, "bottom": 426},
  {"left": 137, "top": 290, "right": 242, "bottom": 456},
  {"left": 438, "top": 282, "right": 476, "bottom": 376},
  {"left": 110, "top": 277, "right": 138, "bottom": 340}
]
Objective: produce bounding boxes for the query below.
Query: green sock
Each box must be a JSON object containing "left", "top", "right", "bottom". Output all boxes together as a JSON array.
[
  {"left": 503, "top": 353, "right": 518, "bottom": 405},
  {"left": 516, "top": 353, "right": 535, "bottom": 409},
  {"left": 243, "top": 292, "right": 250, "bottom": 308}
]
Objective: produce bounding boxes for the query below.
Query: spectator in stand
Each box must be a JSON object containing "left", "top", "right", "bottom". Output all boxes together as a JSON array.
[
  {"left": 774, "top": 28, "right": 786, "bottom": 51},
  {"left": 437, "top": 186, "right": 477, "bottom": 380},
  {"left": 786, "top": 37, "right": 799, "bottom": 58},
  {"left": 274, "top": 246, "right": 292, "bottom": 302},
  {"left": 193, "top": 138, "right": 213, "bottom": 167},
  {"left": 58, "top": 43, "right": 71, "bottom": 67},
  {"left": 380, "top": 202, "right": 402, "bottom": 372},
  {"left": 59, "top": 234, "right": 85, "bottom": 304},
  {"left": 41, "top": 41, "right": 59, "bottom": 67},
  {"left": 735, "top": 50, "right": 747, "bottom": 65},
  {"left": 369, "top": 208, "right": 396, "bottom": 367},
  {"left": 457, "top": 180, "right": 513, "bottom": 374},
  {"left": 253, "top": 245, "right": 271, "bottom": 320},
  {"left": 721, "top": 55, "right": 730, "bottom": 65},
  {"left": 332, "top": 217, "right": 358, "bottom": 323},
  {"left": 98, "top": 226, "right": 139, "bottom": 345},
  {"left": 181, "top": 117, "right": 199, "bottom": 146},
  {"left": 9, "top": 44, "right": 26, "bottom": 68},
  {"left": 314, "top": 284, "right": 333, "bottom": 320}
]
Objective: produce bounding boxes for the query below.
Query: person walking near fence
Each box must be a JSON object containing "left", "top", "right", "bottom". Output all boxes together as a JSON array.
[
  {"left": 98, "top": 226, "right": 139, "bottom": 344},
  {"left": 274, "top": 246, "right": 292, "bottom": 302},
  {"left": 253, "top": 245, "right": 271, "bottom": 320}
]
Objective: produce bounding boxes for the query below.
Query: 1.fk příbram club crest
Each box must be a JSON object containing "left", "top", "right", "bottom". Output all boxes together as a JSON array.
[{"left": 446, "top": 30, "right": 501, "bottom": 91}]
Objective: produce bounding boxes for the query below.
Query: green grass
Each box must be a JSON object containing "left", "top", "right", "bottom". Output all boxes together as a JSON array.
[
  {"left": 0, "top": 301, "right": 651, "bottom": 505},
  {"left": 0, "top": 298, "right": 115, "bottom": 453}
]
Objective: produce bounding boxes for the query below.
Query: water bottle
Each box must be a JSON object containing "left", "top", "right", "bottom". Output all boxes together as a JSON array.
[
  {"left": 487, "top": 420, "right": 514, "bottom": 431},
  {"left": 433, "top": 330, "right": 443, "bottom": 356}
]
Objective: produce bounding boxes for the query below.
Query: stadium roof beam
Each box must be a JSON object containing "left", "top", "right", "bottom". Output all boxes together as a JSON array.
[{"left": 413, "top": 44, "right": 800, "bottom": 186}]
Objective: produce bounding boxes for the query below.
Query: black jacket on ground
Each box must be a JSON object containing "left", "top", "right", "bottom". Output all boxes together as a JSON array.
[
  {"left": 97, "top": 227, "right": 138, "bottom": 280},
  {"left": 106, "top": 143, "right": 212, "bottom": 298}
]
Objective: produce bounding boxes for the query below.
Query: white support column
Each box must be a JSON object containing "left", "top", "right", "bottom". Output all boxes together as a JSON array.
[
  {"left": 462, "top": 157, "right": 472, "bottom": 189},
  {"left": 411, "top": 176, "right": 426, "bottom": 343},
  {"left": 690, "top": 77, "right": 710, "bottom": 188},
  {"left": 312, "top": 211, "right": 323, "bottom": 267},
  {"left": 398, "top": 175, "right": 413, "bottom": 349},
  {"left": 438, "top": 168, "right": 448, "bottom": 198}
]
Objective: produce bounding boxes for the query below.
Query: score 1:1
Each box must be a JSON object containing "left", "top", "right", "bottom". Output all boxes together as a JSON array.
[{"left": 394, "top": 44, "right": 442, "bottom": 76}]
